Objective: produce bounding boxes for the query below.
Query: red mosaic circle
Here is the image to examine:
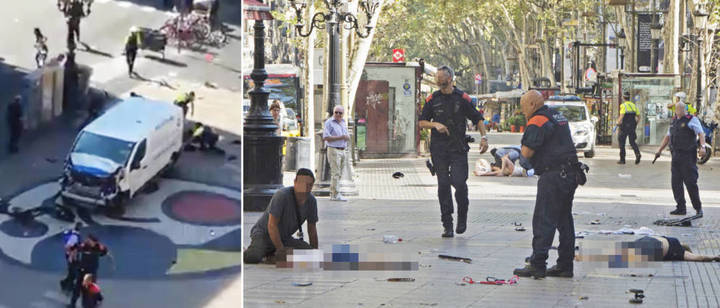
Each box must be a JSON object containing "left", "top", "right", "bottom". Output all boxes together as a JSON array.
[{"left": 162, "top": 191, "right": 242, "bottom": 226}]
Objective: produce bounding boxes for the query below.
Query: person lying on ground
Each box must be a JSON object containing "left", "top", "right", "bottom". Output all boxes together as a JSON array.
[
  {"left": 578, "top": 235, "right": 720, "bottom": 265},
  {"left": 244, "top": 168, "right": 319, "bottom": 264},
  {"left": 477, "top": 155, "right": 535, "bottom": 177}
]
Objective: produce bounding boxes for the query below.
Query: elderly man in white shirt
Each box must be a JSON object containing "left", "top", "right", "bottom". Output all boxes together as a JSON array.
[{"left": 323, "top": 105, "right": 350, "bottom": 201}]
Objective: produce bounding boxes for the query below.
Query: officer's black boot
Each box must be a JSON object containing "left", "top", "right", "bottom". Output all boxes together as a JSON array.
[
  {"left": 635, "top": 152, "right": 641, "bottom": 165},
  {"left": 546, "top": 264, "right": 573, "bottom": 278},
  {"left": 670, "top": 208, "right": 686, "bottom": 215},
  {"left": 456, "top": 214, "right": 467, "bottom": 234},
  {"left": 442, "top": 225, "right": 454, "bottom": 238},
  {"left": 513, "top": 264, "right": 546, "bottom": 279},
  {"left": 617, "top": 159, "right": 625, "bottom": 164}
]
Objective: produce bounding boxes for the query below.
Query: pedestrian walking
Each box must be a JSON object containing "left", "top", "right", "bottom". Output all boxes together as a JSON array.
[
  {"left": 418, "top": 65, "right": 488, "bottom": 238},
  {"left": 34, "top": 28, "right": 49, "bottom": 68},
  {"left": 124, "top": 27, "right": 142, "bottom": 77},
  {"left": 244, "top": 169, "right": 319, "bottom": 264},
  {"left": 80, "top": 274, "right": 103, "bottom": 308},
  {"left": 70, "top": 234, "right": 111, "bottom": 307},
  {"left": 512, "top": 90, "right": 581, "bottom": 279},
  {"left": 6, "top": 95, "right": 23, "bottom": 154},
  {"left": 654, "top": 101, "right": 706, "bottom": 217},
  {"left": 616, "top": 91, "right": 641, "bottom": 164},
  {"left": 174, "top": 91, "right": 195, "bottom": 117},
  {"left": 322, "top": 105, "right": 350, "bottom": 202},
  {"left": 270, "top": 100, "right": 283, "bottom": 135},
  {"left": 60, "top": 222, "right": 83, "bottom": 292},
  {"left": 64, "top": 0, "right": 86, "bottom": 46}
]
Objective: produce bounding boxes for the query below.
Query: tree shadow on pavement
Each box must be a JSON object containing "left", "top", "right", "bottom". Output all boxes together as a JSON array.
[
  {"left": 131, "top": 72, "right": 177, "bottom": 90},
  {"left": 144, "top": 54, "right": 188, "bottom": 67},
  {"left": 78, "top": 43, "right": 114, "bottom": 58}
]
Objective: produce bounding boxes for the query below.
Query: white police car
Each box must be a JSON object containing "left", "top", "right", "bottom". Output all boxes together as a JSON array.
[{"left": 545, "top": 95, "right": 597, "bottom": 158}]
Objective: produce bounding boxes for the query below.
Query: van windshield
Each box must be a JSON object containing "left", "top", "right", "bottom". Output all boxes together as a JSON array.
[
  {"left": 73, "top": 132, "right": 136, "bottom": 165},
  {"left": 548, "top": 105, "right": 587, "bottom": 122}
]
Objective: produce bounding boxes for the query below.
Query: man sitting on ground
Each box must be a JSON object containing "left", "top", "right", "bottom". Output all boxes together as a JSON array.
[{"left": 244, "top": 168, "right": 319, "bottom": 264}]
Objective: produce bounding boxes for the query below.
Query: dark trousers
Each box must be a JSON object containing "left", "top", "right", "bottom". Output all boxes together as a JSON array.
[
  {"left": 125, "top": 49, "right": 137, "bottom": 74},
  {"left": 530, "top": 170, "right": 578, "bottom": 269},
  {"left": 618, "top": 129, "right": 640, "bottom": 161},
  {"left": 671, "top": 152, "right": 701, "bottom": 212},
  {"left": 243, "top": 233, "right": 313, "bottom": 264},
  {"left": 71, "top": 267, "right": 96, "bottom": 306},
  {"left": 61, "top": 260, "right": 78, "bottom": 290},
  {"left": 68, "top": 20, "right": 80, "bottom": 44},
  {"left": 431, "top": 150, "right": 469, "bottom": 229},
  {"left": 7, "top": 124, "right": 21, "bottom": 153}
]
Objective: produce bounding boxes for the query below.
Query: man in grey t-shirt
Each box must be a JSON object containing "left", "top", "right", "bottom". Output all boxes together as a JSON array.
[{"left": 244, "top": 169, "right": 319, "bottom": 264}]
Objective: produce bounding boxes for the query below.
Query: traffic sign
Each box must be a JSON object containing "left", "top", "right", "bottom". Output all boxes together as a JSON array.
[{"left": 392, "top": 49, "right": 405, "bottom": 63}]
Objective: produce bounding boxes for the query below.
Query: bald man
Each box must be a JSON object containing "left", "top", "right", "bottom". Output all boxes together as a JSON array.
[
  {"left": 513, "top": 91, "right": 580, "bottom": 279},
  {"left": 655, "top": 102, "right": 706, "bottom": 217}
]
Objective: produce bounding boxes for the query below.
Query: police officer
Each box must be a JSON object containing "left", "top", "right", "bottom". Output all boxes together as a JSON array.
[
  {"left": 174, "top": 91, "right": 195, "bottom": 117},
  {"left": 124, "top": 27, "right": 142, "bottom": 77},
  {"left": 419, "top": 65, "right": 488, "bottom": 238},
  {"left": 513, "top": 90, "right": 579, "bottom": 279},
  {"left": 655, "top": 102, "right": 705, "bottom": 217},
  {"left": 617, "top": 91, "right": 641, "bottom": 164},
  {"left": 6, "top": 95, "right": 23, "bottom": 154},
  {"left": 64, "top": 0, "right": 85, "bottom": 46}
]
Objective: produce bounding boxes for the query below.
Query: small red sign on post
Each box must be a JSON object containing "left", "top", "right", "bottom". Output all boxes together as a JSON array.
[{"left": 392, "top": 49, "right": 405, "bottom": 63}]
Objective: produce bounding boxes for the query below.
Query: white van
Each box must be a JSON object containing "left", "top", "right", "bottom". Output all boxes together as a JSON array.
[
  {"left": 545, "top": 95, "right": 598, "bottom": 158},
  {"left": 60, "top": 97, "right": 184, "bottom": 208}
]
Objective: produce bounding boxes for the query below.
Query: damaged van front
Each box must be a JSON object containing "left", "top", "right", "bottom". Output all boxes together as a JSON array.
[{"left": 60, "top": 131, "right": 135, "bottom": 207}]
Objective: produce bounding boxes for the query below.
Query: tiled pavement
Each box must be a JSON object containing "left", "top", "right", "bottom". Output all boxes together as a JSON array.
[{"left": 245, "top": 133, "right": 720, "bottom": 307}]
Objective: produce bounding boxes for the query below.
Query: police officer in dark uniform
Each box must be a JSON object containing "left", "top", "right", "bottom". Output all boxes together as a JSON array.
[
  {"left": 6, "top": 95, "right": 23, "bottom": 154},
  {"left": 617, "top": 91, "right": 641, "bottom": 164},
  {"left": 419, "top": 66, "right": 488, "bottom": 238},
  {"left": 513, "top": 90, "right": 581, "bottom": 279},
  {"left": 655, "top": 102, "right": 706, "bottom": 217},
  {"left": 64, "top": 0, "right": 86, "bottom": 46}
]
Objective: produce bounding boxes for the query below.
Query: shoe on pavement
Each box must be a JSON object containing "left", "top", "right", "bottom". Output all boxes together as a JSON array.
[
  {"left": 546, "top": 265, "right": 573, "bottom": 278},
  {"left": 617, "top": 160, "right": 626, "bottom": 164},
  {"left": 696, "top": 210, "right": 703, "bottom": 218},
  {"left": 670, "top": 208, "right": 686, "bottom": 215},
  {"left": 456, "top": 215, "right": 467, "bottom": 234},
  {"left": 635, "top": 153, "right": 641, "bottom": 165},
  {"left": 331, "top": 194, "right": 348, "bottom": 202},
  {"left": 442, "top": 227, "right": 454, "bottom": 238},
  {"left": 513, "top": 264, "right": 546, "bottom": 279}
]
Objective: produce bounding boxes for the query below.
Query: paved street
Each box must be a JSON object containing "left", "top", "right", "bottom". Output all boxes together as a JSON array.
[
  {"left": 244, "top": 132, "right": 720, "bottom": 307},
  {"left": 0, "top": 0, "right": 243, "bottom": 307}
]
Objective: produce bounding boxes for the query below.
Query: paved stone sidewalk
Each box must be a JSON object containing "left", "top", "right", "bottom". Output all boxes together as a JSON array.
[{"left": 246, "top": 133, "right": 720, "bottom": 307}]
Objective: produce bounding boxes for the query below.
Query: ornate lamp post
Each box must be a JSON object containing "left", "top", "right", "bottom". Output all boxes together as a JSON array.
[
  {"left": 243, "top": 0, "right": 283, "bottom": 211},
  {"left": 289, "top": 0, "right": 379, "bottom": 196},
  {"left": 617, "top": 29, "right": 626, "bottom": 70},
  {"left": 692, "top": 2, "right": 709, "bottom": 112}
]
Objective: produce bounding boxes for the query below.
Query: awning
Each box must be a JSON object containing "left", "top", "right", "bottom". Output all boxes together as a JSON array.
[{"left": 243, "top": 0, "right": 273, "bottom": 20}]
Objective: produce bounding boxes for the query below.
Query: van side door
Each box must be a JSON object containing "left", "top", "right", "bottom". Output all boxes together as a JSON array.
[{"left": 128, "top": 139, "right": 148, "bottom": 196}]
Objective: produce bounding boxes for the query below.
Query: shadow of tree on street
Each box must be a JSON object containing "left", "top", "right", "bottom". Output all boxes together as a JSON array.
[{"left": 78, "top": 43, "right": 114, "bottom": 58}]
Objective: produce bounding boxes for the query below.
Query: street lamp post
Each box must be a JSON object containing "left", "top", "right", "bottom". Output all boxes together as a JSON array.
[
  {"left": 617, "top": 29, "right": 626, "bottom": 70},
  {"left": 693, "top": 3, "right": 709, "bottom": 112},
  {"left": 244, "top": 1, "right": 283, "bottom": 211},
  {"left": 290, "top": 0, "right": 379, "bottom": 196}
]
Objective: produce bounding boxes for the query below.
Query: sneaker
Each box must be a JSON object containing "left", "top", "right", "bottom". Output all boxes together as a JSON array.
[
  {"left": 670, "top": 208, "right": 686, "bottom": 215},
  {"left": 635, "top": 153, "right": 641, "bottom": 164},
  {"left": 513, "top": 264, "right": 546, "bottom": 279},
  {"left": 331, "top": 194, "right": 348, "bottom": 202},
  {"left": 546, "top": 265, "right": 573, "bottom": 277},
  {"left": 456, "top": 215, "right": 467, "bottom": 234},
  {"left": 442, "top": 227, "right": 454, "bottom": 238}
]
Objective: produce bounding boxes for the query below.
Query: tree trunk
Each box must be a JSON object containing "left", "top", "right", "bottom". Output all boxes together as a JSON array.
[
  {"left": 347, "top": 0, "right": 386, "bottom": 115},
  {"left": 663, "top": 0, "right": 680, "bottom": 74}
]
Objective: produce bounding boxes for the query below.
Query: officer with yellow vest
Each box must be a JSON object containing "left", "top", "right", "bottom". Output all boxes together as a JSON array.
[
  {"left": 616, "top": 91, "right": 641, "bottom": 164},
  {"left": 174, "top": 91, "right": 195, "bottom": 117}
]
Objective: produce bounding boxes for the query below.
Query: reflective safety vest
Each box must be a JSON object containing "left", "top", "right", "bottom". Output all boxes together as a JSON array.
[{"left": 620, "top": 101, "right": 638, "bottom": 131}]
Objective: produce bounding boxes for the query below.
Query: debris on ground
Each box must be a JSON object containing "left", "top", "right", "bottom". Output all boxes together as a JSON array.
[
  {"left": 227, "top": 155, "right": 237, "bottom": 161},
  {"left": 392, "top": 172, "right": 404, "bottom": 179},
  {"left": 628, "top": 289, "right": 644, "bottom": 304},
  {"left": 579, "top": 296, "right": 589, "bottom": 300},
  {"left": 512, "top": 222, "right": 522, "bottom": 226},
  {"left": 292, "top": 282, "right": 312, "bottom": 287},
  {"left": 275, "top": 300, "right": 286, "bottom": 304},
  {"left": 590, "top": 219, "right": 601, "bottom": 225},
  {"left": 438, "top": 254, "right": 472, "bottom": 263},
  {"left": 387, "top": 278, "right": 415, "bottom": 282},
  {"left": 45, "top": 158, "right": 57, "bottom": 163},
  {"left": 618, "top": 173, "right": 632, "bottom": 178},
  {"left": 383, "top": 235, "right": 400, "bottom": 244},
  {"left": 514, "top": 226, "right": 526, "bottom": 232}
]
